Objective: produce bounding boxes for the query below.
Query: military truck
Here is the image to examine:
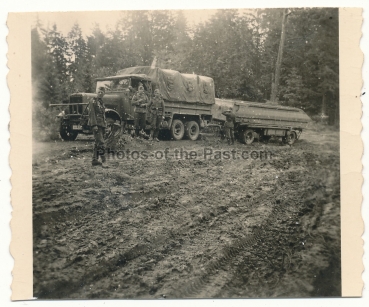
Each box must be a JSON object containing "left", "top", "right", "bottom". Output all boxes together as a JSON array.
[
  {"left": 52, "top": 66, "right": 310, "bottom": 144},
  {"left": 52, "top": 67, "right": 215, "bottom": 141}
]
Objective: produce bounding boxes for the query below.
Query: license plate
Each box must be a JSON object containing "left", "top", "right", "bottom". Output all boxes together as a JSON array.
[{"left": 72, "top": 125, "right": 82, "bottom": 130}]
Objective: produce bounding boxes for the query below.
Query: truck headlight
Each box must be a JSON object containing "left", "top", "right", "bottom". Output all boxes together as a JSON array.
[{"left": 56, "top": 111, "right": 65, "bottom": 118}]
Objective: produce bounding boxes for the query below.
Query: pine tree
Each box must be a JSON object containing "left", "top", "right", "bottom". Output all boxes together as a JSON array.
[
  {"left": 38, "top": 55, "right": 62, "bottom": 108},
  {"left": 43, "top": 24, "right": 69, "bottom": 100},
  {"left": 31, "top": 27, "right": 47, "bottom": 88},
  {"left": 67, "top": 23, "right": 90, "bottom": 93},
  {"left": 118, "top": 11, "right": 153, "bottom": 65},
  {"left": 280, "top": 68, "right": 304, "bottom": 108},
  {"left": 32, "top": 22, "right": 64, "bottom": 107},
  {"left": 117, "top": 10, "right": 179, "bottom": 68},
  {"left": 169, "top": 11, "right": 191, "bottom": 71},
  {"left": 32, "top": 22, "right": 61, "bottom": 140},
  {"left": 184, "top": 10, "right": 260, "bottom": 100},
  {"left": 88, "top": 23, "right": 106, "bottom": 69}
]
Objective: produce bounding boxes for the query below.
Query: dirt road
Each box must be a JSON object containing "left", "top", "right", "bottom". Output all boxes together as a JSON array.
[{"left": 32, "top": 127, "right": 341, "bottom": 299}]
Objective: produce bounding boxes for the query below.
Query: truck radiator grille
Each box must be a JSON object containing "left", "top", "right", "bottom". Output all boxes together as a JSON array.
[
  {"left": 70, "top": 96, "right": 83, "bottom": 104},
  {"left": 69, "top": 95, "right": 85, "bottom": 114}
]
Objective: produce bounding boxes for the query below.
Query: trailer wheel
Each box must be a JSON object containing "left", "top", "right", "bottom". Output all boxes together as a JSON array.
[
  {"left": 60, "top": 125, "right": 78, "bottom": 141},
  {"left": 185, "top": 121, "right": 200, "bottom": 141},
  {"left": 284, "top": 131, "right": 297, "bottom": 145},
  {"left": 170, "top": 119, "right": 185, "bottom": 140},
  {"left": 242, "top": 129, "right": 254, "bottom": 145}
]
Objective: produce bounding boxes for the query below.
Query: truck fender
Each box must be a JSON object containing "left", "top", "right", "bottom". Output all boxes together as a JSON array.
[{"left": 105, "top": 109, "right": 122, "bottom": 123}]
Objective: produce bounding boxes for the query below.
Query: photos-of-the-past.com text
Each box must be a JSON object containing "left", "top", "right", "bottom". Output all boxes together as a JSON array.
[{"left": 97, "top": 148, "right": 276, "bottom": 161}]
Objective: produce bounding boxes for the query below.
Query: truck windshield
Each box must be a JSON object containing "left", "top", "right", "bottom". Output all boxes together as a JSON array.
[{"left": 96, "top": 78, "right": 130, "bottom": 92}]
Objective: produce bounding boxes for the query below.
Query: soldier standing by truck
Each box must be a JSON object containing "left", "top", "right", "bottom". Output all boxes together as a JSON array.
[
  {"left": 148, "top": 89, "right": 165, "bottom": 142},
  {"left": 222, "top": 107, "right": 236, "bottom": 145},
  {"left": 131, "top": 84, "right": 149, "bottom": 138},
  {"left": 88, "top": 86, "right": 107, "bottom": 166}
]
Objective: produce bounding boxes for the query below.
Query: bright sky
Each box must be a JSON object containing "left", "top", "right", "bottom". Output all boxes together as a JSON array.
[{"left": 34, "top": 10, "right": 219, "bottom": 36}]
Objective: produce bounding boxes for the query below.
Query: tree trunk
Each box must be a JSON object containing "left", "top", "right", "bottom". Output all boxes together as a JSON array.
[
  {"left": 321, "top": 93, "right": 325, "bottom": 124},
  {"left": 270, "top": 72, "right": 275, "bottom": 102},
  {"left": 271, "top": 9, "right": 288, "bottom": 103},
  {"left": 322, "top": 92, "right": 326, "bottom": 116}
]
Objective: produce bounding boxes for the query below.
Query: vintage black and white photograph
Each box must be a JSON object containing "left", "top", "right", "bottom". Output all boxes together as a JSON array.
[{"left": 31, "top": 8, "right": 341, "bottom": 299}]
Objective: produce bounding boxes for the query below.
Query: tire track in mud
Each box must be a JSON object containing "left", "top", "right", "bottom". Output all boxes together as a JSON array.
[
  {"left": 80, "top": 189, "right": 271, "bottom": 298},
  {"left": 34, "top": 171, "right": 264, "bottom": 298},
  {"left": 165, "top": 164, "right": 334, "bottom": 298},
  {"left": 35, "top": 213, "right": 205, "bottom": 298},
  {"left": 33, "top": 137, "right": 340, "bottom": 298},
  {"left": 32, "top": 165, "right": 169, "bottom": 235},
  {"left": 33, "top": 166, "right": 175, "bottom": 297},
  {"left": 168, "top": 180, "right": 329, "bottom": 298},
  {"left": 38, "top": 174, "right": 272, "bottom": 297},
  {"left": 169, "top": 203, "right": 286, "bottom": 298}
]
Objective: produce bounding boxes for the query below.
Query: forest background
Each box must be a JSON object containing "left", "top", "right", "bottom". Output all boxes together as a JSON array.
[{"left": 31, "top": 8, "right": 339, "bottom": 140}]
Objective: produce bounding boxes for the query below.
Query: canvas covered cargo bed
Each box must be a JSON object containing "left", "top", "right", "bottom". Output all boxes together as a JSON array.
[
  {"left": 116, "top": 66, "right": 215, "bottom": 105},
  {"left": 213, "top": 98, "right": 311, "bottom": 130}
]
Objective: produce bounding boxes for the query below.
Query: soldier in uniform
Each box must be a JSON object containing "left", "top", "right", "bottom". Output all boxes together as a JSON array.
[
  {"left": 222, "top": 107, "right": 236, "bottom": 145},
  {"left": 131, "top": 84, "right": 149, "bottom": 138},
  {"left": 88, "top": 86, "right": 107, "bottom": 166},
  {"left": 148, "top": 89, "right": 165, "bottom": 142}
]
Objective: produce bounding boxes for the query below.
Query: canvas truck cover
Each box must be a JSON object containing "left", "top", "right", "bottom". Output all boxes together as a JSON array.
[
  {"left": 213, "top": 98, "right": 311, "bottom": 129},
  {"left": 116, "top": 66, "right": 215, "bottom": 104}
]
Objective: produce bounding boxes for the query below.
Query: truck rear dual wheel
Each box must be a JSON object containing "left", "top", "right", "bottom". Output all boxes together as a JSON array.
[
  {"left": 170, "top": 119, "right": 185, "bottom": 140},
  {"left": 170, "top": 120, "right": 200, "bottom": 141},
  {"left": 185, "top": 121, "right": 200, "bottom": 141},
  {"left": 170, "top": 119, "right": 200, "bottom": 141}
]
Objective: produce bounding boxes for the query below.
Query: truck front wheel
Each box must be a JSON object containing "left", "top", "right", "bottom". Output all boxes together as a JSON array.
[
  {"left": 242, "top": 129, "right": 254, "bottom": 145},
  {"left": 170, "top": 119, "right": 185, "bottom": 140},
  {"left": 60, "top": 125, "right": 79, "bottom": 141},
  {"left": 185, "top": 121, "right": 200, "bottom": 141},
  {"left": 104, "top": 116, "right": 118, "bottom": 140}
]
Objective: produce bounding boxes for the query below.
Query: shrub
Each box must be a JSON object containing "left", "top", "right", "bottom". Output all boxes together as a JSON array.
[{"left": 33, "top": 100, "right": 61, "bottom": 141}]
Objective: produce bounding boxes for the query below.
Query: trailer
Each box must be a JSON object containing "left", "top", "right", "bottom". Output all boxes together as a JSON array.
[{"left": 213, "top": 98, "right": 311, "bottom": 145}]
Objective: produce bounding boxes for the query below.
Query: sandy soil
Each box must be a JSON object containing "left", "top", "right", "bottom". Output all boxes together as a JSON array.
[{"left": 32, "top": 127, "right": 341, "bottom": 299}]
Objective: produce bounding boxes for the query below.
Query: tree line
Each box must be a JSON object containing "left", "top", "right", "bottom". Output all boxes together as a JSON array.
[{"left": 32, "top": 8, "right": 339, "bottom": 135}]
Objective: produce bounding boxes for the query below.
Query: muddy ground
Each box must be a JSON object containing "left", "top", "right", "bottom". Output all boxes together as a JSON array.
[{"left": 32, "top": 126, "right": 341, "bottom": 299}]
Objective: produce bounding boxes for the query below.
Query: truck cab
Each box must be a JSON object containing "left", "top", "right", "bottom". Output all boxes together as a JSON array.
[{"left": 55, "top": 74, "right": 152, "bottom": 141}]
